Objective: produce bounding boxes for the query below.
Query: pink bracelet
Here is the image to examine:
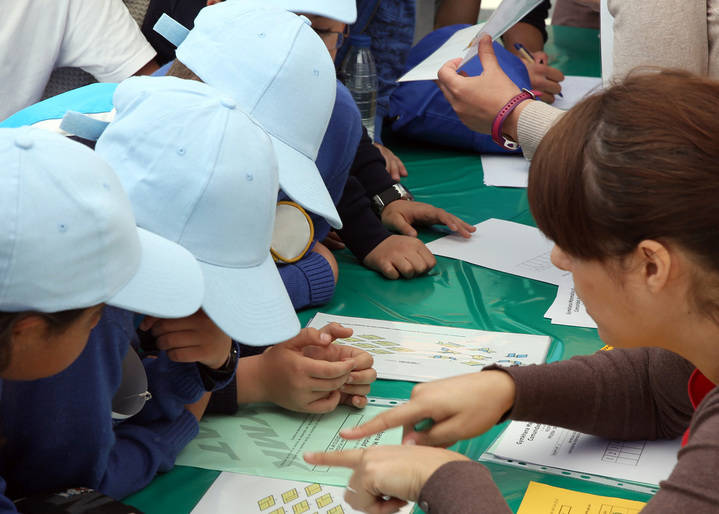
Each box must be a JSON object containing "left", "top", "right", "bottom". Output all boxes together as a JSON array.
[{"left": 491, "top": 88, "right": 541, "bottom": 150}]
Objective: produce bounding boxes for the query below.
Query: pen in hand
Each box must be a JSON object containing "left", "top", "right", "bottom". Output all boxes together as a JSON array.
[{"left": 513, "top": 42, "right": 563, "bottom": 97}]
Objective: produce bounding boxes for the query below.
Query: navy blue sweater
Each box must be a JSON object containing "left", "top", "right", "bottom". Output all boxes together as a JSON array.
[{"left": 0, "top": 307, "right": 206, "bottom": 506}]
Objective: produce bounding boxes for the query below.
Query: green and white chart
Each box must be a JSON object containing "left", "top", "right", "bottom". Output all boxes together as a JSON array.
[{"left": 307, "top": 313, "right": 551, "bottom": 382}]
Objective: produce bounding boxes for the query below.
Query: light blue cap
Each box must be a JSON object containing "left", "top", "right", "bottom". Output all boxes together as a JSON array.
[
  {"left": 236, "top": 0, "right": 357, "bottom": 23},
  {"left": 95, "top": 76, "right": 301, "bottom": 345},
  {"left": 175, "top": 3, "right": 342, "bottom": 229},
  {"left": 0, "top": 127, "right": 204, "bottom": 317}
]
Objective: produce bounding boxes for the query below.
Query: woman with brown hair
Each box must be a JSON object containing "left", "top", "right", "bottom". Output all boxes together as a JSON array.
[{"left": 304, "top": 70, "right": 719, "bottom": 513}]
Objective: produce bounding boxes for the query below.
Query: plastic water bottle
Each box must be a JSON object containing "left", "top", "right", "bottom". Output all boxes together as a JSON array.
[{"left": 340, "top": 34, "right": 378, "bottom": 141}]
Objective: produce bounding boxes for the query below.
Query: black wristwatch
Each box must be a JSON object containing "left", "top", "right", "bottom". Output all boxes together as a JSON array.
[
  {"left": 197, "top": 341, "right": 240, "bottom": 391},
  {"left": 371, "top": 183, "right": 414, "bottom": 216}
]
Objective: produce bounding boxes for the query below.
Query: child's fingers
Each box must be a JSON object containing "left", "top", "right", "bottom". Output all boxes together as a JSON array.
[
  {"left": 304, "top": 390, "right": 342, "bottom": 413},
  {"left": 340, "top": 383, "right": 371, "bottom": 396},
  {"left": 305, "top": 357, "right": 355, "bottom": 379},
  {"left": 139, "top": 315, "right": 159, "bottom": 331},
  {"left": 320, "top": 322, "right": 353, "bottom": 341},
  {"left": 308, "top": 374, "right": 351, "bottom": 393},
  {"left": 347, "top": 352, "right": 374, "bottom": 374}
]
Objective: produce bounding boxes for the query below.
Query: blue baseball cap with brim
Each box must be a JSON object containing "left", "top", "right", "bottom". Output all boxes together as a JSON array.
[
  {"left": 96, "top": 76, "right": 301, "bottom": 346},
  {"left": 174, "top": 4, "right": 342, "bottom": 229},
  {"left": 0, "top": 127, "right": 204, "bottom": 318}
]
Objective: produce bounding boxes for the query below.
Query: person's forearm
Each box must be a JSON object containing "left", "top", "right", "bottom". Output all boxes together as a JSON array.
[
  {"left": 494, "top": 347, "right": 694, "bottom": 440},
  {"left": 234, "top": 354, "right": 269, "bottom": 404},
  {"left": 434, "top": 0, "right": 482, "bottom": 29}
]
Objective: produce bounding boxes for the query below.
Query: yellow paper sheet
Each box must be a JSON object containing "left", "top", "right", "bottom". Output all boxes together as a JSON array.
[{"left": 518, "top": 482, "right": 646, "bottom": 514}]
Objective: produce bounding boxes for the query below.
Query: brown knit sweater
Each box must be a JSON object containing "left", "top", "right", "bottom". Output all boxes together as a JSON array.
[{"left": 418, "top": 348, "right": 719, "bottom": 512}]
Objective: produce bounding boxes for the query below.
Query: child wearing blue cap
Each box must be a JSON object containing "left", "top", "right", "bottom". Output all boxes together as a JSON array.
[
  {"left": 94, "top": 75, "right": 375, "bottom": 416},
  {"left": 0, "top": 127, "right": 211, "bottom": 508}
]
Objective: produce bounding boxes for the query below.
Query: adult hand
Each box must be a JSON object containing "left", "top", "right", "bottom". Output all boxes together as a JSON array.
[
  {"left": 140, "top": 310, "right": 232, "bottom": 370},
  {"left": 257, "top": 323, "right": 359, "bottom": 413},
  {"left": 381, "top": 200, "right": 476, "bottom": 238},
  {"left": 340, "top": 370, "right": 516, "bottom": 447},
  {"left": 303, "top": 336, "right": 376, "bottom": 409},
  {"left": 362, "top": 235, "right": 436, "bottom": 280},
  {"left": 436, "top": 35, "right": 522, "bottom": 135},
  {"left": 522, "top": 50, "right": 564, "bottom": 104},
  {"left": 304, "top": 445, "right": 469, "bottom": 512},
  {"left": 373, "top": 143, "right": 408, "bottom": 181}
]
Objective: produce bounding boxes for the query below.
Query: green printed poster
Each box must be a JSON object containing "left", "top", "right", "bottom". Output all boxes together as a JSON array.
[{"left": 175, "top": 404, "right": 400, "bottom": 486}]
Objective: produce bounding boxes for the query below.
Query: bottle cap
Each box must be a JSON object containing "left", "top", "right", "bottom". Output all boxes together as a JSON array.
[{"left": 348, "top": 33, "right": 371, "bottom": 48}]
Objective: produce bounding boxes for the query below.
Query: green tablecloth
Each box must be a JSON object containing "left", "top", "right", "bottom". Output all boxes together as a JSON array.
[{"left": 126, "top": 25, "right": 651, "bottom": 513}]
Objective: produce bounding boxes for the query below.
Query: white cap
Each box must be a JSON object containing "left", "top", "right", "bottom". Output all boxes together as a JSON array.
[
  {"left": 175, "top": 4, "right": 342, "bottom": 229},
  {"left": 239, "top": 0, "right": 357, "bottom": 23},
  {"left": 95, "top": 76, "right": 300, "bottom": 345},
  {"left": 0, "top": 127, "right": 204, "bottom": 317}
]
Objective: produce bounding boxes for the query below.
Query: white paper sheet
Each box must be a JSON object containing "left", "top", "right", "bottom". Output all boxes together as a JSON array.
[
  {"left": 307, "top": 313, "right": 551, "bottom": 382},
  {"left": 482, "top": 421, "right": 680, "bottom": 493},
  {"left": 426, "top": 218, "right": 570, "bottom": 285},
  {"left": 544, "top": 277, "right": 597, "bottom": 329},
  {"left": 481, "top": 155, "right": 529, "bottom": 188},
  {"left": 192, "top": 472, "right": 413, "bottom": 514},
  {"left": 398, "top": 0, "right": 543, "bottom": 82},
  {"left": 600, "top": 0, "right": 614, "bottom": 85},
  {"left": 552, "top": 76, "right": 603, "bottom": 110}
]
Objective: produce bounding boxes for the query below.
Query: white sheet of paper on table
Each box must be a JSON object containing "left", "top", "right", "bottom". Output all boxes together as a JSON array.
[
  {"left": 481, "top": 155, "right": 529, "bottom": 188},
  {"left": 426, "top": 218, "right": 570, "bottom": 286},
  {"left": 481, "top": 421, "right": 680, "bottom": 493},
  {"left": 544, "top": 277, "right": 598, "bottom": 329},
  {"left": 397, "top": 0, "right": 543, "bottom": 82},
  {"left": 552, "top": 76, "right": 603, "bottom": 110},
  {"left": 191, "top": 472, "right": 414, "bottom": 514},
  {"left": 308, "top": 313, "right": 551, "bottom": 382}
]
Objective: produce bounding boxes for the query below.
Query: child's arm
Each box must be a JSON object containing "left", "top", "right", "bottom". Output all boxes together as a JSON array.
[{"left": 277, "top": 244, "right": 338, "bottom": 310}]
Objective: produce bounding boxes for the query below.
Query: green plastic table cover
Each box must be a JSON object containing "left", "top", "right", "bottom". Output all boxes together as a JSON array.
[{"left": 125, "top": 25, "right": 652, "bottom": 513}]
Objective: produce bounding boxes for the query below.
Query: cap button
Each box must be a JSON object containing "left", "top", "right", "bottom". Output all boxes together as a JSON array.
[
  {"left": 220, "top": 97, "right": 236, "bottom": 110},
  {"left": 14, "top": 136, "right": 33, "bottom": 150}
]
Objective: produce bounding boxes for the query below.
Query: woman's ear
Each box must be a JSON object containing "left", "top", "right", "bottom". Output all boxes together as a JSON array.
[{"left": 635, "top": 240, "right": 672, "bottom": 294}]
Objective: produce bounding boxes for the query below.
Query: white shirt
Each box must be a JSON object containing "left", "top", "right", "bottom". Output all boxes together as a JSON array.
[{"left": 0, "top": 0, "right": 156, "bottom": 120}]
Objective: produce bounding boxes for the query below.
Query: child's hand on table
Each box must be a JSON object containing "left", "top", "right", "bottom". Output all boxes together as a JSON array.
[
  {"left": 381, "top": 200, "right": 476, "bottom": 239},
  {"left": 304, "top": 445, "right": 469, "bottom": 512},
  {"left": 140, "top": 310, "right": 232, "bottom": 370},
  {"left": 340, "top": 370, "right": 516, "bottom": 448},
  {"left": 253, "top": 323, "right": 375, "bottom": 413},
  {"left": 373, "top": 143, "right": 408, "bottom": 181},
  {"left": 362, "top": 235, "right": 436, "bottom": 280}
]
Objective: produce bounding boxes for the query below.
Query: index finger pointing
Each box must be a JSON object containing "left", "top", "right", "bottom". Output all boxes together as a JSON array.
[
  {"left": 303, "top": 449, "right": 364, "bottom": 468},
  {"left": 340, "top": 402, "right": 425, "bottom": 440}
]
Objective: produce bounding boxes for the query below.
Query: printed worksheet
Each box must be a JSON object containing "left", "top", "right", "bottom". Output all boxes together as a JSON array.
[
  {"left": 481, "top": 155, "right": 529, "bottom": 188},
  {"left": 516, "top": 482, "right": 646, "bottom": 514},
  {"left": 308, "top": 313, "right": 551, "bottom": 382},
  {"left": 176, "top": 404, "right": 401, "bottom": 486},
  {"left": 552, "top": 76, "right": 603, "bottom": 111},
  {"left": 426, "top": 218, "right": 570, "bottom": 285},
  {"left": 482, "top": 421, "right": 680, "bottom": 492},
  {"left": 192, "top": 473, "right": 414, "bottom": 514},
  {"left": 544, "top": 277, "right": 597, "bottom": 329},
  {"left": 398, "top": 0, "right": 543, "bottom": 81}
]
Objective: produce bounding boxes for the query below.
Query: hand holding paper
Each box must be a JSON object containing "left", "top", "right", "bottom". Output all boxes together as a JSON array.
[
  {"left": 340, "top": 370, "right": 516, "bottom": 448},
  {"left": 436, "top": 36, "right": 523, "bottom": 135}
]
